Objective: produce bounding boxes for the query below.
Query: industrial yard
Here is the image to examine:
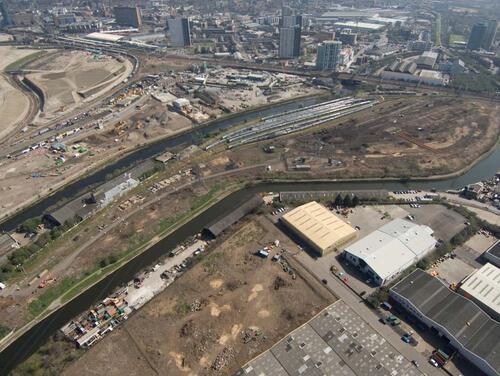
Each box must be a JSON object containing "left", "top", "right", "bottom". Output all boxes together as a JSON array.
[{"left": 22, "top": 218, "right": 334, "bottom": 376}]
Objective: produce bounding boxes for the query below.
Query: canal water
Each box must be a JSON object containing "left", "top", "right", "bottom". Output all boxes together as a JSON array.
[
  {"left": 0, "top": 96, "right": 324, "bottom": 232},
  {"left": 0, "top": 101, "right": 498, "bottom": 374}
]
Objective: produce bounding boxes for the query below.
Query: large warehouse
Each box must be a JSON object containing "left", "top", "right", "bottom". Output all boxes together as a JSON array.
[
  {"left": 343, "top": 218, "right": 436, "bottom": 285},
  {"left": 281, "top": 201, "right": 356, "bottom": 256},
  {"left": 459, "top": 263, "right": 500, "bottom": 322},
  {"left": 390, "top": 269, "right": 500, "bottom": 376}
]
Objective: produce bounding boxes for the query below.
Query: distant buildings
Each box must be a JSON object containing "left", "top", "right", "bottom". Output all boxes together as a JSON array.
[
  {"left": 344, "top": 218, "right": 436, "bottom": 285},
  {"left": 167, "top": 17, "right": 191, "bottom": 47},
  {"left": 439, "top": 58, "right": 467, "bottom": 75},
  {"left": 279, "top": 14, "right": 302, "bottom": 58},
  {"left": 415, "top": 51, "right": 438, "bottom": 69},
  {"left": 113, "top": 6, "right": 142, "bottom": 28},
  {"left": 316, "top": 40, "right": 342, "bottom": 71},
  {"left": 468, "top": 21, "right": 488, "bottom": 50},
  {"left": 483, "top": 20, "right": 498, "bottom": 50},
  {"left": 0, "top": 0, "right": 12, "bottom": 27},
  {"left": 390, "top": 269, "right": 500, "bottom": 376},
  {"left": 336, "top": 30, "right": 357, "bottom": 46},
  {"left": 279, "top": 25, "right": 301, "bottom": 58},
  {"left": 381, "top": 59, "right": 448, "bottom": 86}
]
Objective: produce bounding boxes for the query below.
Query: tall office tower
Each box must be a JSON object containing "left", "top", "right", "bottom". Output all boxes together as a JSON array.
[
  {"left": 467, "top": 22, "right": 488, "bottom": 50},
  {"left": 113, "top": 6, "right": 142, "bottom": 28},
  {"left": 0, "top": 0, "right": 12, "bottom": 27},
  {"left": 316, "top": 40, "right": 342, "bottom": 71},
  {"left": 282, "top": 14, "right": 302, "bottom": 28},
  {"left": 279, "top": 9, "right": 302, "bottom": 59},
  {"left": 167, "top": 17, "right": 191, "bottom": 47},
  {"left": 279, "top": 25, "right": 301, "bottom": 58},
  {"left": 482, "top": 19, "right": 498, "bottom": 50}
]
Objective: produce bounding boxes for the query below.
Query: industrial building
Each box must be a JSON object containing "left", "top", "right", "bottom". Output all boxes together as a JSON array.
[
  {"left": 390, "top": 269, "right": 500, "bottom": 376},
  {"left": 281, "top": 201, "right": 356, "bottom": 256},
  {"left": 167, "top": 17, "right": 191, "bottom": 47},
  {"left": 459, "top": 263, "right": 500, "bottom": 322},
  {"left": 113, "top": 6, "right": 142, "bottom": 28},
  {"left": 343, "top": 218, "right": 436, "bottom": 285},
  {"left": 316, "top": 40, "right": 342, "bottom": 71},
  {"left": 235, "top": 300, "right": 421, "bottom": 376},
  {"left": 380, "top": 60, "right": 447, "bottom": 86},
  {"left": 203, "top": 195, "right": 263, "bottom": 238},
  {"left": 483, "top": 240, "right": 500, "bottom": 268},
  {"left": 416, "top": 51, "right": 438, "bottom": 69}
]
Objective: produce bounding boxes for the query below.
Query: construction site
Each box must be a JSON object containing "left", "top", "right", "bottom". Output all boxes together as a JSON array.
[{"left": 24, "top": 50, "right": 134, "bottom": 124}]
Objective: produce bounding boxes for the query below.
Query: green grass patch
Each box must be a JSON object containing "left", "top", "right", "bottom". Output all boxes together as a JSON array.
[
  {"left": 0, "top": 323, "right": 11, "bottom": 340},
  {"left": 449, "top": 34, "right": 466, "bottom": 44},
  {"left": 27, "top": 277, "right": 78, "bottom": 318}
]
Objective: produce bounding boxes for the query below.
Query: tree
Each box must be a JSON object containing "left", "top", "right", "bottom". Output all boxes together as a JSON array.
[
  {"left": 352, "top": 195, "right": 360, "bottom": 207},
  {"left": 18, "top": 217, "right": 41, "bottom": 234},
  {"left": 343, "top": 194, "right": 353, "bottom": 208},
  {"left": 334, "top": 194, "right": 343, "bottom": 207}
]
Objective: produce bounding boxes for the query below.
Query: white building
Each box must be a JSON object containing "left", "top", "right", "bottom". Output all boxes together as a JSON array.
[
  {"left": 343, "top": 218, "right": 436, "bottom": 285},
  {"left": 459, "top": 263, "right": 500, "bottom": 322}
]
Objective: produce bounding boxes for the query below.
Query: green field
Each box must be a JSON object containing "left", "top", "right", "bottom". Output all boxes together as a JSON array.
[{"left": 449, "top": 34, "right": 466, "bottom": 44}]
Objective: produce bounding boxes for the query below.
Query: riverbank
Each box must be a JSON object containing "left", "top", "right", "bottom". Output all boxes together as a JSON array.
[
  {"left": 0, "top": 94, "right": 326, "bottom": 231},
  {"left": 0, "top": 180, "right": 243, "bottom": 353}
]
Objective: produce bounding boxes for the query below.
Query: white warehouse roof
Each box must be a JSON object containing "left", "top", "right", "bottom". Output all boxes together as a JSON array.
[
  {"left": 85, "top": 32, "right": 124, "bottom": 42},
  {"left": 460, "top": 263, "right": 500, "bottom": 318},
  {"left": 344, "top": 218, "right": 436, "bottom": 281}
]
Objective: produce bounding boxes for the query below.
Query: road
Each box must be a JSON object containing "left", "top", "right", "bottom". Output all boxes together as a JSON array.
[{"left": 293, "top": 251, "right": 445, "bottom": 376}]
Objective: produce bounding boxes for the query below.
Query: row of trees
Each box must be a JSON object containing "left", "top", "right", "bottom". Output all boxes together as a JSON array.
[
  {"left": 332, "top": 193, "right": 360, "bottom": 208},
  {"left": 0, "top": 216, "right": 81, "bottom": 282}
]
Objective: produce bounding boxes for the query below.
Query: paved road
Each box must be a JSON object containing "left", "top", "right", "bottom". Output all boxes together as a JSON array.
[{"left": 293, "top": 252, "right": 445, "bottom": 376}]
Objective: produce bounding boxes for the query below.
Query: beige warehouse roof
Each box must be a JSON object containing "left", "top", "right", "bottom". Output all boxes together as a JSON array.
[{"left": 282, "top": 201, "right": 356, "bottom": 252}]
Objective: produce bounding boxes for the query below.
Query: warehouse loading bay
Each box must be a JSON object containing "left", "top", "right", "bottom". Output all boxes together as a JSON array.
[{"left": 268, "top": 199, "right": 494, "bottom": 376}]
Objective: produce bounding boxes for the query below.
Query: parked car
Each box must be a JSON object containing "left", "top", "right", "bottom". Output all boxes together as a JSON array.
[{"left": 429, "top": 358, "right": 439, "bottom": 367}]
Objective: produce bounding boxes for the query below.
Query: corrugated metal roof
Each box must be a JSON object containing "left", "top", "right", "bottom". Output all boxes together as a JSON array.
[
  {"left": 460, "top": 263, "right": 500, "bottom": 317},
  {"left": 281, "top": 201, "right": 356, "bottom": 252}
]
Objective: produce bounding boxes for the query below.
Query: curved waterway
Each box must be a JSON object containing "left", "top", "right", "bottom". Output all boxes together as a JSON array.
[
  {"left": 0, "top": 115, "right": 498, "bottom": 374},
  {"left": 0, "top": 96, "right": 324, "bottom": 232}
]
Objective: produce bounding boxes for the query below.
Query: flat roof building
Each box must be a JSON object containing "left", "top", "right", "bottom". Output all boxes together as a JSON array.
[
  {"left": 483, "top": 240, "right": 500, "bottom": 268},
  {"left": 167, "top": 17, "right": 191, "bottom": 47},
  {"left": 344, "top": 218, "right": 436, "bottom": 285},
  {"left": 113, "top": 6, "right": 142, "bottom": 29},
  {"left": 416, "top": 51, "right": 438, "bottom": 69},
  {"left": 281, "top": 201, "right": 356, "bottom": 256},
  {"left": 459, "top": 263, "right": 500, "bottom": 322},
  {"left": 235, "top": 300, "right": 421, "bottom": 376},
  {"left": 390, "top": 269, "right": 500, "bottom": 376}
]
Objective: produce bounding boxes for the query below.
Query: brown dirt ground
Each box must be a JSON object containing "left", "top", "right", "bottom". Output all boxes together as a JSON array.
[
  {"left": 222, "top": 97, "right": 499, "bottom": 179},
  {"left": 61, "top": 218, "right": 334, "bottom": 376}
]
